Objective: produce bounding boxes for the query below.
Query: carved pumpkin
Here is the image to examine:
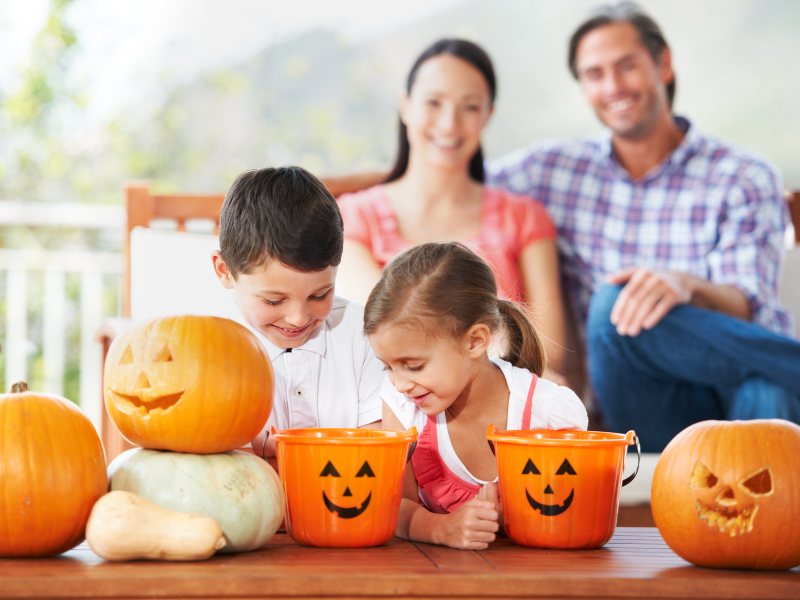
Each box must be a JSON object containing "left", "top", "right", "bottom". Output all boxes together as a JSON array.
[
  {"left": 109, "top": 448, "right": 284, "bottom": 553},
  {"left": 104, "top": 315, "right": 273, "bottom": 454},
  {"left": 0, "top": 382, "right": 107, "bottom": 557},
  {"left": 275, "top": 428, "right": 417, "bottom": 548},
  {"left": 652, "top": 419, "right": 800, "bottom": 570}
]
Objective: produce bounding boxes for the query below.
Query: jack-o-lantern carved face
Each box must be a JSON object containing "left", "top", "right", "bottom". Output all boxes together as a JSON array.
[
  {"left": 652, "top": 419, "right": 800, "bottom": 570},
  {"left": 320, "top": 460, "right": 375, "bottom": 519},
  {"left": 523, "top": 457, "right": 577, "bottom": 516},
  {"left": 108, "top": 338, "right": 185, "bottom": 416},
  {"left": 690, "top": 460, "right": 773, "bottom": 537},
  {"left": 103, "top": 315, "right": 273, "bottom": 454}
]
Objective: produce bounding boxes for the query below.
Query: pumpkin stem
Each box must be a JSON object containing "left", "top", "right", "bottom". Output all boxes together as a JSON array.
[{"left": 10, "top": 381, "right": 28, "bottom": 393}]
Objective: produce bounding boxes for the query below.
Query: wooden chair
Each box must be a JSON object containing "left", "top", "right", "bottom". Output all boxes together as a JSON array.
[
  {"left": 98, "top": 183, "right": 225, "bottom": 462},
  {"left": 788, "top": 190, "right": 800, "bottom": 245}
]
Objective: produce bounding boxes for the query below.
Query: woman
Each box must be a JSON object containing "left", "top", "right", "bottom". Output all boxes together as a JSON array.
[{"left": 337, "top": 39, "right": 566, "bottom": 378}]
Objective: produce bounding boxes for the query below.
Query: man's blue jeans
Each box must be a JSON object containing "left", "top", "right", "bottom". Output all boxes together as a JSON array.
[{"left": 587, "top": 284, "right": 800, "bottom": 452}]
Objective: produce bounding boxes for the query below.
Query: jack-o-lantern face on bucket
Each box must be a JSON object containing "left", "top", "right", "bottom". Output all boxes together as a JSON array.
[
  {"left": 523, "top": 457, "right": 578, "bottom": 516},
  {"left": 652, "top": 419, "right": 800, "bottom": 570},
  {"left": 104, "top": 315, "right": 273, "bottom": 454},
  {"left": 487, "top": 426, "right": 636, "bottom": 550},
  {"left": 275, "top": 428, "right": 417, "bottom": 548},
  {"left": 320, "top": 460, "right": 375, "bottom": 518}
]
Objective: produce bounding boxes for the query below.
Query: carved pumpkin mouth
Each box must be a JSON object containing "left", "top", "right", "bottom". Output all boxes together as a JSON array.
[
  {"left": 322, "top": 491, "right": 371, "bottom": 519},
  {"left": 696, "top": 500, "right": 758, "bottom": 537},
  {"left": 108, "top": 389, "right": 185, "bottom": 416},
  {"left": 526, "top": 488, "right": 574, "bottom": 516}
]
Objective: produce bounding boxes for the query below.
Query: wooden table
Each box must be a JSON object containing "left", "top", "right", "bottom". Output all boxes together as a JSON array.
[{"left": 2, "top": 529, "right": 798, "bottom": 600}]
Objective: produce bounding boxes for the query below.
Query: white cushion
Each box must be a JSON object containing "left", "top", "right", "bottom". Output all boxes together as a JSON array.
[
  {"left": 779, "top": 246, "right": 800, "bottom": 338},
  {"left": 130, "top": 227, "right": 233, "bottom": 323}
]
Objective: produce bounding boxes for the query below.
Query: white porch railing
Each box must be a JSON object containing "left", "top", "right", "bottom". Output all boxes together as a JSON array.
[
  {"left": 0, "top": 250, "right": 122, "bottom": 431},
  {"left": 0, "top": 201, "right": 124, "bottom": 432}
]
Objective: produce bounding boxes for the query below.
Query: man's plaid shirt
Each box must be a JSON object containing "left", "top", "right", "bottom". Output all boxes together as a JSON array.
[{"left": 487, "top": 117, "right": 793, "bottom": 338}]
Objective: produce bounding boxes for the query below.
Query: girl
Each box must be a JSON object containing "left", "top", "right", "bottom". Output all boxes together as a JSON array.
[
  {"left": 337, "top": 39, "right": 567, "bottom": 381},
  {"left": 365, "top": 242, "right": 588, "bottom": 550}
]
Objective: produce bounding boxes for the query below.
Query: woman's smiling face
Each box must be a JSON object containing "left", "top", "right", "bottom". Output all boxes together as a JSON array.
[{"left": 400, "top": 53, "right": 493, "bottom": 172}]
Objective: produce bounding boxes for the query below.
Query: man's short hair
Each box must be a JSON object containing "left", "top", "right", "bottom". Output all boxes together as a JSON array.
[
  {"left": 568, "top": 1, "right": 676, "bottom": 108},
  {"left": 219, "top": 166, "right": 343, "bottom": 278}
]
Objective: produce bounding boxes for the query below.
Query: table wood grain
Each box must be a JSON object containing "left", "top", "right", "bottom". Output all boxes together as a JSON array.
[{"left": 1, "top": 528, "right": 797, "bottom": 600}]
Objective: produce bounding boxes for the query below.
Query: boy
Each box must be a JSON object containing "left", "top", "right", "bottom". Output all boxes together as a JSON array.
[{"left": 212, "top": 166, "right": 382, "bottom": 462}]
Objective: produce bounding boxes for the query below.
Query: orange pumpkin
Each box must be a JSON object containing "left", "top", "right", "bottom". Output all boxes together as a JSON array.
[
  {"left": 104, "top": 315, "right": 273, "bottom": 454},
  {"left": 0, "top": 382, "right": 107, "bottom": 557},
  {"left": 652, "top": 419, "right": 800, "bottom": 570}
]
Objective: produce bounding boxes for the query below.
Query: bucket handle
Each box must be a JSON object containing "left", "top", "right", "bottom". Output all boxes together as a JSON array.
[
  {"left": 407, "top": 441, "right": 417, "bottom": 463},
  {"left": 621, "top": 433, "right": 640, "bottom": 487},
  {"left": 486, "top": 424, "right": 500, "bottom": 456}
]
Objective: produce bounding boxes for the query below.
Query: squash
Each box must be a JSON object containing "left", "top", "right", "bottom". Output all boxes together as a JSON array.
[
  {"left": 86, "top": 491, "right": 226, "bottom": 561},
  {"left": 0, "top": 382, "right": 107, "bottom": 557},
  {"left": 103, "top": 315, "right": 274, "bottom": 454},
  {"left": 109, "top": 448, "right": 284, "bottom": 553},
  {"left": 652, "top": 419, "right": 800, "bottom": 570}
]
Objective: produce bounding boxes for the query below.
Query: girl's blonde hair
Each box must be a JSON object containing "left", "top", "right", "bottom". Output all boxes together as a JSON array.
[{"left": 363, "top": 242, "right": 546, "bottom": 375}]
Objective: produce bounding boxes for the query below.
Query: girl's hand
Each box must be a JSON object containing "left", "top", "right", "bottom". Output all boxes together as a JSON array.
[
  {"left": 477, "top": 482, "right": 502, "bottom": 514},
  {"left": 437, "top": 499, "right": 499, "bottom": 550}
]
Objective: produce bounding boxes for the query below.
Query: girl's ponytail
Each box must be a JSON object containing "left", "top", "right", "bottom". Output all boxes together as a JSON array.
[{"left": 497, "top": 299, "right": 546, "bottom": 376}]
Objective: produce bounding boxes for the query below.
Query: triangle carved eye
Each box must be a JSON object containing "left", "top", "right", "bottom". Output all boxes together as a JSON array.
[
  {"left": 690, "top": 461, "right": 718, "bottom": 489},
  {"left": 154, "top": 346, "right": 173, "bottom": 362},
  {"left": 320, "top": 461, "right": 341, "bottom": 477},
  {"left": 522, "top": 459, "right": 540, "bottom": 475},
  {"left": 119, "top": 346, "right": 134, "bottom": 365},
  {"left": 555, "top": 459, "right": 577, "bottom": 475},
  {"left": 356, "top": 461, "right": 375, "bottom": 477}
]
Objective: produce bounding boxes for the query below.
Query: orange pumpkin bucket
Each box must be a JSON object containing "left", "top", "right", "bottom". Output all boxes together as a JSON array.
[
  {"left": 274, "top": 427, "right": 417, "bottom": 548},
  {"left": 486, "top": 426, "right": 640, "bottom": 549}
]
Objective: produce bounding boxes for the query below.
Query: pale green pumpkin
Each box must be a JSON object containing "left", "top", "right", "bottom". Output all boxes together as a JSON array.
[{"left": 108, "top": 448, "right": 284, "bottom": 553}]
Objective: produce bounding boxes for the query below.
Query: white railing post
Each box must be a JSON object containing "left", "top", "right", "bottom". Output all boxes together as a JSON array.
[
  {"left": 43, "top": 268, "right": 66, "bottom": 396},
  {"left": 80, "top": 271, "right": 104, "bottom": 431},
  {"left": 5, "top": 268, "right": 28, "bottom": 389}
]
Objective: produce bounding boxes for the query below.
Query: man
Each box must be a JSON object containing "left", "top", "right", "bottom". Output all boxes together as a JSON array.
[
  {"left": 324, "top": 2, "right": 800, "bottom": 451},
  {"left": 486, "top": 2, "right": 800, "bottom": 450}
]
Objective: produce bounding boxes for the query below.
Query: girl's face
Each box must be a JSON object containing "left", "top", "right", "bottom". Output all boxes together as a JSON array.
[
  {"left": 400, "top": 54, "right": 493, "bottom": 173},
  {"left": 368, "top": 322, "right": 488, "bottom": 416}
]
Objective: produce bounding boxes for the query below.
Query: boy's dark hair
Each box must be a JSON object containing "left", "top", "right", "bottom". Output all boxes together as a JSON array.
[
  {"left": 568, "top": 1, "right": 676, "bottom": 108},
  {"left": 219, "top": 166, "right": 343, "bottom": 277}
]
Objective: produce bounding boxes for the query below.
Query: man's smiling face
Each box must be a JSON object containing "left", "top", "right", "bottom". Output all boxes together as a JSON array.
[{"left": 575, "top": 21, "right": 674, "bottom": 140}]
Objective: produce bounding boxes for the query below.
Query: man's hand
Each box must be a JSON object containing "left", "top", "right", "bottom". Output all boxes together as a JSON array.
[{"left": 606, "top": 267, "right": 693, "bottom": 336}]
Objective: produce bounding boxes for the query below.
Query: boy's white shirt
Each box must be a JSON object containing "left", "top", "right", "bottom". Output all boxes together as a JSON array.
[
  {"left": 382, "top": 358, "right": 589, "bottom": 485},
  {"left": 229, "top": 296, "right": 383, "bottom": 432}
]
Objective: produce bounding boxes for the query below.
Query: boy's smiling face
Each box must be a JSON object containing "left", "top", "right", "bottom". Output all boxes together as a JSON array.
[{"left": 213, "top": 251, "right": 336, "bottom": 349}]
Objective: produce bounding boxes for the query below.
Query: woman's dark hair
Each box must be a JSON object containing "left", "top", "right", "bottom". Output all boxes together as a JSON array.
[
  {"left": 364, "top": 242, "right": 546, "bottom": 376},
  {"left": 384, "top": 39, "right": 497, "bottom": 184},
  {"left": 568, "top": 1, "right": 676, "bottom": 108}
]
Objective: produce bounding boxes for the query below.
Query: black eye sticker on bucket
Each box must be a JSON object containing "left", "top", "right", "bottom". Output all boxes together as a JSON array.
[
  {"left": 321, "top": 460, "right": 374, "bottom": 519},
  {"left": 524, "top": 457, "right": 577, "bottom": 516}
]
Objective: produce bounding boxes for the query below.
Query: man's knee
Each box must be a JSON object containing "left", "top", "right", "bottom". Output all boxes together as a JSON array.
[{"left": 728, "top": 377, "right": 800, "bottom": 421}]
